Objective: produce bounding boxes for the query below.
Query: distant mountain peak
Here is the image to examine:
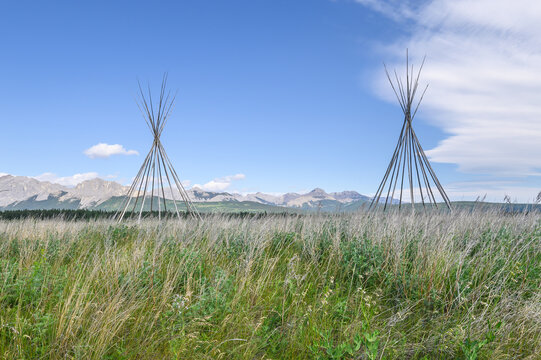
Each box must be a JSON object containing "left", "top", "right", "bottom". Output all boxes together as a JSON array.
[
  {"left": 0, "top": 175, "right": 66, "bottom": 207},
  {"left": 0, "top": 175, "right": 373, "bottom": 211},
  {"left": 77, "top": 178, "right": 108, "bottom": 185},
  {"left": 74, "top": 178, "right": 126, "bottom": 191},
  {"left": 330, "top": 190, "right": 369, "bottom": 203}
]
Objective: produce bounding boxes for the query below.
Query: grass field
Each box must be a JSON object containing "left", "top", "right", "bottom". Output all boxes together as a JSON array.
[{"left": 0, "top": 211, "right": 539, "bottom": 359}]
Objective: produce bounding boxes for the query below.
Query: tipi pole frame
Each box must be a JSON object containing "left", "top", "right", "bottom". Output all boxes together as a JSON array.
[
  {"left": 114, "top": 74, "right": 201, "bottom": 222},
  {"left": 369, "top": 51, "right": 452, "bottom": 212}
]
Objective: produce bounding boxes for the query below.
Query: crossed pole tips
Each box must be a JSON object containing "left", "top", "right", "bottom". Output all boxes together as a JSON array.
[
  {"left": 114, "top": 74, "right": 202, "bottom": 222},
  {"left": 369, "top": 50, "right": 452, "bottom": 212}
]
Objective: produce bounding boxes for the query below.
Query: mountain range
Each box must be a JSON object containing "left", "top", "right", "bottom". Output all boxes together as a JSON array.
[{"left": 0, "top": 175, "right": 374, "bottom": 212}]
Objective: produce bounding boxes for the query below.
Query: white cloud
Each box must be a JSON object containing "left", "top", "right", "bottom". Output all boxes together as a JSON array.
[
  {"left": 358, "top": 0, "right": 541, "bottom": 178},
  {"left": 355, "top": 0, "right": 420, "bottom": 22},
  {"left": 371, "top": 180, "right": 540, "bottom": 204},
  {"left": 33, "top": 172, "right": 99, "bottom": 187},
  {"left": 445, "top": 180, "right": 541, "bottom": 203},
  {"left": 84, "top": 143, "right": 139, "bottom": 159},
  {"left": 192, "top": 174, "right": 246, "bottom": 192}
]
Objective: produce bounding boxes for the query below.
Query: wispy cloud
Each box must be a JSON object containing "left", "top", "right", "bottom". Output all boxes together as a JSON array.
[
  {"left": 34, "top": 172, "right": 100, "bottom": 187},
  {"left": 354, "top": 0, "right": 420, "bottom": 22},
  {"left": 445, "top": 180, "right": 541, "bottom": 203},
  {"left": 192, "top": 174, "right": 246, "bottom": 192},
  {"left": 372, "top": 180, "right": 541, "bottom": 204},
  {"left": 358, "top": 0, "right": 541, "bottom": 178},
  {"left": 84, "top": 143, "right": 139, "bottom": 159}
]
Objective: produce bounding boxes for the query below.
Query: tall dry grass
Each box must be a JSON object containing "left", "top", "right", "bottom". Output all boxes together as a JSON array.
[{"left": 0, "top": 210, "right": 539, "bottom": 359}]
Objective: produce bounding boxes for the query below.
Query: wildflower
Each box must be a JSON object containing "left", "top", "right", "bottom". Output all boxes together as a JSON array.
[{"left": 172, "top": 294, "right": 190, "bottom": 314}]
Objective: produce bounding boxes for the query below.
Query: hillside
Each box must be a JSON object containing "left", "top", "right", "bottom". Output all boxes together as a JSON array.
[{"left": 0, "top": 174, "right": 373, "bottom": 212}]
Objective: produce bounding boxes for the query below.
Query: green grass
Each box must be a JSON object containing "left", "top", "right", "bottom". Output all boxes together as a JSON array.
[{"left": 0, "top": 211, "right": 539, "bottom": 359}]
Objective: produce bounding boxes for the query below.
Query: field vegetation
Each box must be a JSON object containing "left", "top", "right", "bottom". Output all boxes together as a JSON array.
[{"left": 0, "top": 211, "right": 539, "bottom": 359}]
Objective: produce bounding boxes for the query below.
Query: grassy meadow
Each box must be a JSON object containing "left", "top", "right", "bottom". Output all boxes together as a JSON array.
[{"left": 0, "top": 211, "right": 539, "bottom": 359}]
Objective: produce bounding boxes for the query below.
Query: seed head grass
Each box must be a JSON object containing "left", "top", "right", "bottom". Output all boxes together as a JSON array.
[{"left": 0, "top": 210, "right": 539, "bottom": 359}]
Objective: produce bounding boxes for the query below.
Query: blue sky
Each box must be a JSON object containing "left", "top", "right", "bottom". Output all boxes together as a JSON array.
[{"left": 1, "top": 0, "right": 540, "bottom": 202}]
